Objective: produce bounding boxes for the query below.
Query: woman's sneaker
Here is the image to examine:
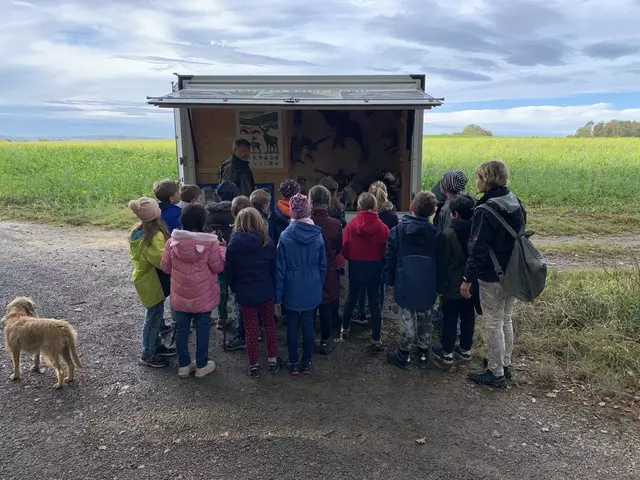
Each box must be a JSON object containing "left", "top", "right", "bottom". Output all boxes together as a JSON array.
[
  {"left": 248, "top": 364, "right": 260, "bottom": 378},
  {"left": 268, "top": 358, "right": 281, "bottom": 374},
  {"left": 469, "top": 369, "right": 506, "bottom": 388},
  {"left": 155, "top": 345, "right": 177, "bottom": 357},
  {"left": 178, "top": 362, "right": 196, "bottom": 378},
  {"left": 454, "top": 346, "right": 472, "bottom": 361},
  {"left": 226, "top": 338, "right": 246, "bottom": 351},
  {"left": 139, "top": 354, "right": 168, "bottom": 368},
  {"left": 195, "top": 361, "right": 216, "bottom": 379},
  {"left": 301, "top": 362, "right": 312, "bottom": 375},
  {"left": 287, "top": 361, "right": 300, "bottom": 376},
  {"left": 371, "top": 341, "right": 384, "bottom": 354},
  {"left": 432, "top": 347, "right": 453, "bottom": 366},
  {"left": 483, "top": 358, "right": 513, "bottom": 380}
]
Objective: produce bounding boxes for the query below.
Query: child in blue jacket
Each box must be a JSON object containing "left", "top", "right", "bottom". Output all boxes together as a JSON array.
[
  {"left": 153, "top": 179, "right": 181, "bottom": 233},
  {"left": 275, "top": 193, "right": 326, "bottom": 375}
]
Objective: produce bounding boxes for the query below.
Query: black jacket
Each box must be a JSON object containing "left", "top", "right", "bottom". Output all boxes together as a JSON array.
[
  {"left": 206, "top": 201, "right": 234, "bottom": 243},
  {"left": 385, "top": 215, "right": 440, "bottom": 311},
  {"left": 271, "top": 203, "right": 290, "bottom": 245},
  {"left": 217, "top": 154, "right": 255, "bottom": 197},
  {"left": 464, "top": 187, "right": 527, "bottom": 283}
]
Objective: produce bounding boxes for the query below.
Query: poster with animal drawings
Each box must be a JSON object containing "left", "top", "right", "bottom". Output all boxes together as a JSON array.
[{"left": 236, "top": 111, "right": 283, "bottom": 169}]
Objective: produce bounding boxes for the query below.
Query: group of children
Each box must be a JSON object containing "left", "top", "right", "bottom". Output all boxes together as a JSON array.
[{"left": 128, "top": 167, "right": 481, "bottom": 379}]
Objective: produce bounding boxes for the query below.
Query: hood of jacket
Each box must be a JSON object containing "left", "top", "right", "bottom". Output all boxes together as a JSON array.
[
  {"left": 401, "top": 214, "right": 437, "bottom": 239},
  {"left": 477, "top": 187, "right": 520, "bottom": 212},
  {"left": 378, "top": 201, "right": 395, "bottom": 213},
  {"left": 130, "top": 229, "right": 146, "bottom": 261},
  {"left": 207, "top": 201, "right": 232, "bottom": 213},
  {"left": 168, "top": 230, "right": 219, "bottom": 264},
  {"left": 287, "top": 221, "right": 322, "bottom": 245},
  {"left": 353, "top": 211, "right": 383, "bottom": 235},
  {"left": 276, "top": 199, "right": 291, "bottom": 218},
  {"left": 228, "top": 231, "right": 266, "bottom": 253}
]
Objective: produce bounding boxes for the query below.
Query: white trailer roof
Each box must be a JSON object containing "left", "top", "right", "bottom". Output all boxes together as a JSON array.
[{"left": 147, "top": 74, "right": 443, "bottom": 110}]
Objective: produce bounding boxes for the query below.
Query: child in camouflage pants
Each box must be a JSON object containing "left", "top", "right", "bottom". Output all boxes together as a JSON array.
[{"left": 384, "top": 192, "right": 440, "bottom": 369}]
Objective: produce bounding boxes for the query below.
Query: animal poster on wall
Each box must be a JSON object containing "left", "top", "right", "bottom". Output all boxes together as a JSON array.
[{"left": 237, "top": 111, "right": 283, "bottom": 169}]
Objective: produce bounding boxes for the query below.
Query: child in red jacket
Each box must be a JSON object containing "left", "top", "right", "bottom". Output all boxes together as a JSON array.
[{"left": 341, "top": 192, "right": 389, "bottom": 351}]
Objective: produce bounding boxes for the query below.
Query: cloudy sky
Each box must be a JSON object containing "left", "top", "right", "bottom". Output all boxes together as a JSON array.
[{"left": 3, "top": 0, "right": 640, "bottom": 137}]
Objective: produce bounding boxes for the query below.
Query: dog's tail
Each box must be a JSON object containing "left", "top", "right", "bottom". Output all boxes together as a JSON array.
[{"left": 67, "top": 328, "right": 83, "bottom": 368}]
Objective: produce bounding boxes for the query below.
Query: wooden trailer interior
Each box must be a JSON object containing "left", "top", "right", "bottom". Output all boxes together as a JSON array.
[{"left": 189, "top": 108, "right": 414, "bottom": 211}]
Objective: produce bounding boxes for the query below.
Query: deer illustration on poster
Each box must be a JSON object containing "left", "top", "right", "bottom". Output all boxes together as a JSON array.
[{"left": 261, "top": 125, "right": 279, "bottom": 153}]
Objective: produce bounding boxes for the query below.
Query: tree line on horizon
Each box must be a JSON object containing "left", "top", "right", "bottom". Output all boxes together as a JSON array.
[{"left": 571, "top": 120, "right": 640, "bottom": 137}]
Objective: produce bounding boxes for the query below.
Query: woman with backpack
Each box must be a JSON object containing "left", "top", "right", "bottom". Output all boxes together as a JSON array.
[{"left": 461, "top": 160, "right": 527, "bottom": 388}]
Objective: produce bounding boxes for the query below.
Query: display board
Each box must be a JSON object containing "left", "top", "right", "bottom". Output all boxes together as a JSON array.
[{"left": 236, "top": 111, "right": 284, "bottom": 169}]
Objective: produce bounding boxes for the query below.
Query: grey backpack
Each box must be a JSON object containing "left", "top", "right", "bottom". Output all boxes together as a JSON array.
[{"left": 477, "top": 204, "right": 547, "bottom": 302}]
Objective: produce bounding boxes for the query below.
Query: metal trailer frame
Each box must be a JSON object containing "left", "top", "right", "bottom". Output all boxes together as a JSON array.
[{"left": 149, "top": 74, "right": 443, "bottom": 200}]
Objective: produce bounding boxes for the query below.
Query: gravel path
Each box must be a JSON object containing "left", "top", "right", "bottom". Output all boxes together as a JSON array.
[{"left": 0, "top": 221, "right": 638, "bottom": 480}]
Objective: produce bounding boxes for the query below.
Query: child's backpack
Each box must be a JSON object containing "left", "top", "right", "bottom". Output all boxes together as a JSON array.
[{"left": 476, "top": 204, "right": 547, "bottom": 302}]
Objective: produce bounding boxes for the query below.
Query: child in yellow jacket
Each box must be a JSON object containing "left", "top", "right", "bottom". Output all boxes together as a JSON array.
[{"left": 129, "top": 197, "right": 177, "bottom": 368}]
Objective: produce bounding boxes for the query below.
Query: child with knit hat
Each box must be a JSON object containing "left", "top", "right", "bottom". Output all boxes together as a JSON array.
[
  {"left": 435, "top": 170, "right": 468, "bottom": 234},
  {"left": 275, "top": 193, "right": 326, "bottom": 375},
  {"left": 128, "top": 197, "right": 177, "bottom": 368},
  {"left": 271, "top": 178, "right": 300, "bottom": 245}
]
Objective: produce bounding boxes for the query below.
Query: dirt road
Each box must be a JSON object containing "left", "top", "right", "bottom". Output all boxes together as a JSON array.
[{"left": 0, "top": 221, "right": 638, "bottom": 479}]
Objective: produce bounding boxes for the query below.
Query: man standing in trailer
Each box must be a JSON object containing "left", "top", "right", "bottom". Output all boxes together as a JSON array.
[{"left": 218, "top": 138, "right": 256, "bottom": 197}]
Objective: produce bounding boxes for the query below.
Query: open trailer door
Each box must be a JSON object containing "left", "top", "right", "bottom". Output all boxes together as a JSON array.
[{"left": 148, "top": 75, "right": 442, "bottom": 211}]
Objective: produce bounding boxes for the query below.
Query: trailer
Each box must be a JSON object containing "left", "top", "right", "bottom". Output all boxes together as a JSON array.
[{"left": 147, "top": 74, "right": 443, "bottom": 215}]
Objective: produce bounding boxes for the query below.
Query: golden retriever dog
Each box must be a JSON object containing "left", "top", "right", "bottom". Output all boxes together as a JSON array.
[{"left": 3, "top": 297, "right": 82, "bottom": 389}]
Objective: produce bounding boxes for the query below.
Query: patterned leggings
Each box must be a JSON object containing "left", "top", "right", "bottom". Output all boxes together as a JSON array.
[{"left": 241, "top": 300, "right": 277, "bottom": 366}]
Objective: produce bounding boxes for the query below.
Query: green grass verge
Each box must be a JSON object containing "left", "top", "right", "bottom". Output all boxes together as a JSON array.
[{"left": 515, "top": 268, "right": 640, "bottom": 397}]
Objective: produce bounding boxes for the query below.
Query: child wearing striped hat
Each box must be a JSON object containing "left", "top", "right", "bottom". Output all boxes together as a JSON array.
[
  {"left": 435, "top": 170, "right": 468, "bottom": 234},
  {"left": 275, "top": 193, "right": 327, "bottom": 375}
]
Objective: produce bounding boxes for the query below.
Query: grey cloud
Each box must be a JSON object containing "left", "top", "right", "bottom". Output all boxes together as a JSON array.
[
  {"left": 503, "top": 40, "right": 569, "bottom": 66},
  {"left": 429, "top": 68, "right": 492, "bottom": 82},
  {"left": 583, "top": 41, "right": 639, "bottom": 59},
  {"left": 487, "top": 0, "right": 566, "bottom": 34},
  {"left": 464, "top": 57, "right": 500, "bottom": 70},
  {"left": 520, "top": 74, "right": 570, "bottom": 85}
]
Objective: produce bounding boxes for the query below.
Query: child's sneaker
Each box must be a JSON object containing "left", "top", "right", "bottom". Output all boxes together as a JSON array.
[
  {"left": 433, "top": 346, "right": 454, "bottom": 366},
  {"left": 319, "top": 338, "right": 334, "bottom": 355},
  {"left": 139, "top": 354, "right": 168, "bottom": 368},
  {"left": 248, "top": 364, "right": 260, "bottom": 378},
  {"left": 226, "top": 338, "right": 246, "bottom": 351},
  {"left": 301, "top": 362, "right": 312, "bottom": 375},
  {"left": 155, "top": 345, "right": 177, "bottom": 357},
  {"left": 387, "top": 349, "right": 410, "bottom": 369},
  {"left": 287, "top": 361, "right": 300, "bottom": 376},
  {"left": 268, "top": 358, "right": 281, "bottom": 374},
  {"left": 195, "top": 361, "right": 216, "bottom": 379},
  {"left": 371, "top": 341, "right": 384, "bottom": 354},
  {"left": 417, "top": 348, "right": 431, "bottom": 369},
  {"left": 178, "top": 362, "right": 196, "bottom": 378},
  {"left": 159, "top": 323, "right": 173, "bottom": 336},
  {"left": 469, "top": 369, "right": 506, "bottom": 388},
  {"left": 340, "top": 328, "right": 350, "bottom": 341},
  {"left": 454, "top": 345, "right": 472, "bottom": 361}
]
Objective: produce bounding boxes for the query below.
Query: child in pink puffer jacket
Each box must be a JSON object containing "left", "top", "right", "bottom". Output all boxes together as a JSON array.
[{"left": 161, "top": 203, "right": 224, "bottom": 379}]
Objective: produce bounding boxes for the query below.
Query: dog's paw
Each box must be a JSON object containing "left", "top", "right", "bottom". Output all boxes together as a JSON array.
[
  {"left": 64, "top": 377, "right": 75, "bottom": 384},
  {"left": 9, "top": 374, "right": 20, "bottom": 381},
  {"left": 31, "top": 366, "right": 43, "bottom": 374},
  {"left": 52, "top": 383, "right": 64, "bottom": 390}
]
